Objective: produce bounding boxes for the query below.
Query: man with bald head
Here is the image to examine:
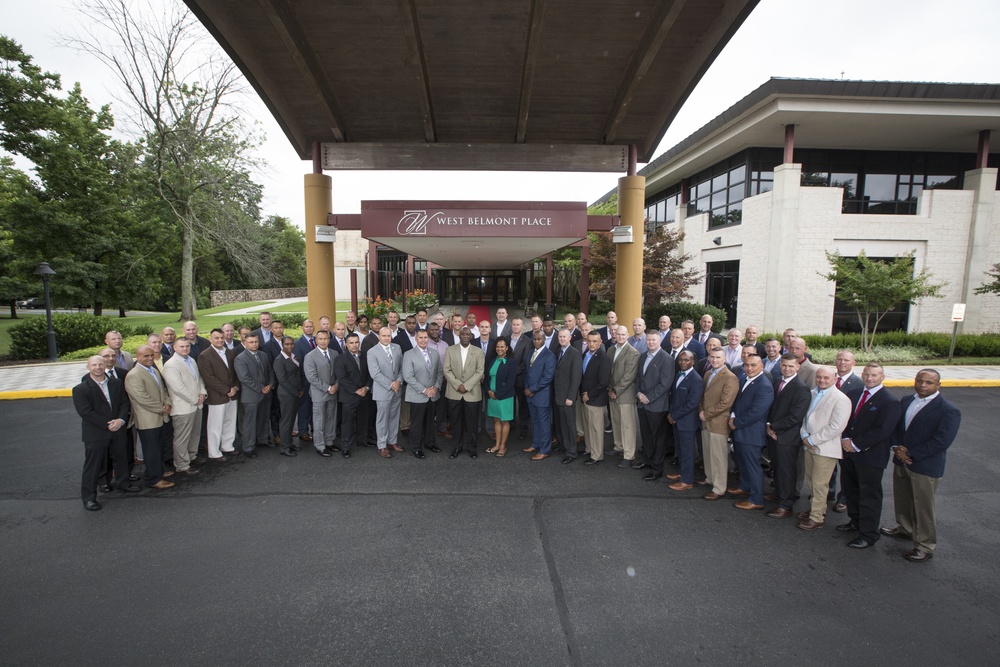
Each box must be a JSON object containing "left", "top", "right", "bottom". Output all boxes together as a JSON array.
[
  {"left": 160, "top": 326, "right": 177, "bottom": 362},
  {"left": 553, "top": 328, "right": 583, "bottom": 463},
  {"left": 181, "top": 320, "right": 211, "bottom": 360}
]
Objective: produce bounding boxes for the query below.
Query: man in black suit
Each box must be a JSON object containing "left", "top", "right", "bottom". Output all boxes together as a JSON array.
[
  {"left": 830, "top": 348, "right": 863, "bottom": 512},
  {"left": 579, "top": 331, "right": 612, "bottom": 465},
  {"left": 251, "top": 311, "right": 276, "bottom": 355},
  {"left": 181, "top": 320, "right": 212, "bottom": 360},
  {"left": 160, "top": 326, "right": 177, "bottom": 363},
  {"left": 394, "top": 316, "right": 417, "bottom": 354},
  {"left": 73, "top": 356, "right": 138, "bottom": 511},
  {"left": 553, "top": 328, "right": 583, "bottom": 462},
  {"left": 695, "top": 314, "right": 724, "bottom": 346},
  {"left": 442, "top": 313, "right": 464, "bottom": 346},
  {"left": 838, "top": 362, "right": 902, "bottom": 549},
  {"left": 334, "top": 333, "right": 372, "bottom": 457},
  {"left": 506, "top": 317, "right": 532, "bottom": 438},
  {"left": 595, "top": 310, "right": 618, "bottom": 349},
  {"left": 97, "top": 347, "right": 133, "bottom": 484},
  {"left": 764, "top": 354, "right": 811, "bottom": 518},
  {"left": 293, "top": 319, "right": 318, "bottom": 442},
  {"left": 475, "top": 320, "right": 498, "bottom": 440}
]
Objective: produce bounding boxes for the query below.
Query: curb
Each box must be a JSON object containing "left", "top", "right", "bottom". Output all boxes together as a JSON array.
[{"left": 883, "top": 380, "right": 1000, "bottom": 388}]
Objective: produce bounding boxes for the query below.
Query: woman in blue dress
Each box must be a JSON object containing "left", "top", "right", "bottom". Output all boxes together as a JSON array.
[{"left": 485, "top": 337, "right": 518, "bottom": 457}]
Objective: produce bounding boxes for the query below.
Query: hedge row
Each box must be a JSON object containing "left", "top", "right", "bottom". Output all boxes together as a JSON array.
[
  {"left": 800, "top": 331, "right": 1000, "bottom": 358},
  {"left": 9, "top": 315, "right": 155, "bottom": 360}
]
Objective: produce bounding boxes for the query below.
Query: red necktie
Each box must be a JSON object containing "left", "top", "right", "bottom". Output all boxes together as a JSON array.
[
  {"left": 836, "top": 377, "right": 842, "bottom": 389},
  {"left": 777, "top": 379, "right": 786, "bottom": 394},
  {"left": 854, "top": 389, "right": 870, "bottom": 416}
]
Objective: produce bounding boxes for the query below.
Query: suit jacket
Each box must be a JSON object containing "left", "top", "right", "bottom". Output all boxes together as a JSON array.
[
  {"left": 72, "top": 375, "right": 130, "bottom": 442},
  {"left": 403, "top": 346, "right": 444, "bottom": 403},
  {"left": 507, "top": 333, "right": 530, "bottom": 384},
  {"left": 837, "top": 372, "right": 863, "bottom": 395},
  {"left": 842, "top": 386, "right": 902, "bottom": 469},
  {"left": 682, "top": 338, "right": 706, "bottom": 361},
  {"left": 183, "top": 335, "right": 212, "bottom": 360},
  {"left": 892, "top": 394, "right": 961, "bottom": 478},
  {"left": 669, "top": 369, "right": 704, "bottom": 431},
  {"left": 476, "top": 336, "right": 497, "bottom": 380},
  {"left": 796, "top": 359, "right": 817, "bottom": 390},
  {"left": 234, "top": 349, "right": 275, "bottom": 404},
  {"left": 523, "top": 346, "right": 556, "bottom": 406},
  {"left": 329, "top": 336, "right": 347, "bottom": 355},
  {"left": 742, "top": 341, "right": 766, "bottom": 358},
  {"left": 487, "top": 355, "right": 518, "bottom": 401},
  {"left": 294, "top": 334, "right": 317, "bottom": 364},
  {"left": 197, "top": 346, "right": 239, "bottom": 405},
  {"left": 393, "top": 330, "right": 414, "bottom": 354},
  {"left": 360, "top": 331, "right": 380, "bottom": 355},
  {"left": 273, "top": 353, "right": 303, "bottom": 399},
  {"left": 635, "top": 349, "right": 673, "bottom": 413},
  {"left": 595, "top": 325, "right": 616, "bottom": 349},
  {"left": 441, "top": 328, "right": 458, "bottom": 346},
  {"left": 731, "top": 374, "right": 774, "bottom": 446},
  {"left": 368, "top": 342, "right": 403, "bottom": 402},
  {"left": 251, "top": 328, "right": 278, "bottom": 358},
  {"left": 700, "top": 366, "right": 739, "bottom": 435},
  {"left": 553, "top": 345, "right": 583, "bottom": 405},
  {"left": 491, "top": 320, "right": 511, "bottom": 341},
  {"left": 334, "top": 350, "right": 371, "bottom": 405},
  {"left": 580, "top": 347, "right": 611, "bottom": 407},
  {"left": 161, "top": 342, "right": 175, "bottom": 363},
  {"left": 161, "top": 354, "right": 207, "bottom": 415},
  {"left": 768, "top": 376, "right": 811, "bottom": 446},
  {"left": 304, "top": 347, "right": 339, "bottom": 403},
  {"left": 124, "top": 364, "right": 171, "bottom": 430},
  {"left": 261, "top": 334, "right": 282, "bottom": 363},
  {"left": 608, "top": 344, "right": 639, "bottom": 405},
  {"left": 800, "top": 388, "right": 852, "bottom": 459},
  {"left": 443, "top": 344, "right": 485, "bottom": 402}
]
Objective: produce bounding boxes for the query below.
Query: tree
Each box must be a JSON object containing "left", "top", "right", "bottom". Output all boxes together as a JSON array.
[
  {"left": 823, "top": 250, "right": 944, "bottom": 351},
  {"left": 974, "top": 263, "right": 1000, "bottom": 296}
]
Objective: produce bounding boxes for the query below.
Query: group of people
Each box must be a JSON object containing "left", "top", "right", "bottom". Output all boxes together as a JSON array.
[{"left": 73, "top": 308, "right": 962, "bottom": 562}]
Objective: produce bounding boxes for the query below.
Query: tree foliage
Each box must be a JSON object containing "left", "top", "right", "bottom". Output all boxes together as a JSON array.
[
  {"left": 823, "top": 250, "right": 944, "bottom": 351},
  {"left": 974, "top": 263, "right": 1000, "bottom": 296}
]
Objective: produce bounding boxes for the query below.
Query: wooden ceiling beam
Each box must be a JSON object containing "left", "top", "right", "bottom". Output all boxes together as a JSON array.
[{"left": 515, "top": 0, "right": 548, "bottom": 144}]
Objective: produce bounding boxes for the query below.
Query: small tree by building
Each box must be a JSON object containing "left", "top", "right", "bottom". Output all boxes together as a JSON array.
[
  {"left": 822, "top": 250, "right": 944, "bottom": 351},
  {"left": 974, "top": 263, "right": 1000, "bottom": 296}
]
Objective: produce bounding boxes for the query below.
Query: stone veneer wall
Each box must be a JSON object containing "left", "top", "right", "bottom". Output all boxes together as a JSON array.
[{"left": 210, "top": 288, "right": 307, "bottom": 308}]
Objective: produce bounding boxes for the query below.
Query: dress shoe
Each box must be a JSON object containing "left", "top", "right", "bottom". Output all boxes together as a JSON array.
[
  {"left": 378, "top": 449, "right": 392, "bottom": 458},
  {"left": 280, "top": 450, "right": 297, "bottom": 457},
  {"left": 342, "top": 451, "right": 351, "bottom": 459},
  {"left": 703, "top": 491, "right": 724, "bottom": 501},
  {"left": 317, "top": 449, "right": 332, "bottom": 458},
  {"left": 797, "top": 518, "right": 824, "bottom": 531},
  {"left": 326, "top": 445, "right": 342, "bottom": 453},
  {"left": 414, "top": 450, "right": 426, "bottom": 459},
  {"left": 401, "top": 429, "right": 410, "bottom": 436},
  {"left": 847, "top": 537, "right": 873, "bottom": 549},
  {"left": 726, "top": 487, "right": 748, "bottom": 496},
  {"left": 904, "top": 548, "right": 933, "bottom": 562},
  {"left": 670, "top": 457, "right": 679, "bottom": 466},
  {"left": 192, "top": 456, "right": 208, "bottom": 465},
  {"left": 208, "top": 456, "right": 226, "bottom": 462},
  {"left": 299, "top": 433, "right": 313, "bottom": 442},
  {"left": 880, "top": 526, "right": 911, "bottom": 539},
  {"left": 441, "top": 430, "right": 453, "bottom": 439},
  {"left": 695, "top": 479, "right": 710, "bottom": 486},
  {"left": 118, "top": 483, "right": 141, "bottom": 492},
  {"left": 291, "top": 444, "right": 301, "bottom": 451},
  {"left": 796, "top": 510, "right": 810, "bottom": 520},
  {"left": 518, "top": 430, "right": 528, "bottom": 439},
  {"left": 766, "top": 507, "right": 792, "bottom": 519},
  {"left": 668, "top": 482, "right": 693, "bottom": 491},
  {"left": 469, "top": 453, "right": 477, "bottom": 459},
  {"left": 836, "top": 522, "right": 859, "bottom": 533},
  {"left": 631, "top": 461, "right": 649, "bottom": 470},
  {"left": 449, "top": 450, "right": 460, "bottom": 459},
  {"left": 83, "top": 500, "right": 101, "bottom": 511},
  {"left": 665, "top": 473, "right": 682, "bottom": 481},
  {"left": 583, "top": 458, "right": 602, "bottom": 466},
  {"left": 151, "top": 480, "right": 176, "bottom": 490},
  {"left": 163, "top": 470, "right": 176, "bottom": 476},
  {"left": 642, "top": 473, "right": 661, "bottom": 482},
  {"left": 129, "top": 473, "right": 140, "bottom": 481},
  {"left": 178, "top": 467, "right": 199, "bottom": 476},
  {"left": 734, "top": 500, "right": 764, "bottom": 510},
  {"left": 764, "top": 492, "right": 779, "bottom": 502},
  {"left": 531, "top": 453, "right": 550, "bottom": 461},
  {"left": 617, "top": 459, "right": 633, "bottom": 468},
  {"left": 99, "top": 484, "right": 112, "bottom": 493},
  {"left": 244, "top": 450, "right": 258, "bottom": 458},
  {"left": 273, "top": 436, "right": 281, "bottom": 446},
  {"left": 561, "top": 456, "right": 575, "bottom": 464},
  {"left": 426, "top": 445, "right": 441, "bottom": 453},
  {"left": 832, "top": 502, "right": 847, "bottom": 513},
  {"left": 389, "top": 444, "right": 404, "bottom": 453},
  {"left": 576, "top": 435, "right": 584, "bottom": 443},
  {"left": 523, "top": 447, "right": 538, "bottom": 453}
]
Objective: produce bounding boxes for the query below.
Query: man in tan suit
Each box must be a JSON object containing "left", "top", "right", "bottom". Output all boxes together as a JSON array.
[
  {"left": 443, "top": 326, "right": 485, "bottom": 458},
  {"left": 124, "top": 345, "right": 174, "bottom": 490},
  {"left": 698, "top": 348, "right": 739, "bottom": 500},
  {"left": 162, "top": 338, "right": 207, "bottom": 475},
  {"left": 198, "top": 328, "right": 240, "bottom": 460},
  {"left": 796, "top": 366, "right": 852, "bottom": 531},
  {"left": 608, "top": 325, "right": 639, "bottom": 468}
]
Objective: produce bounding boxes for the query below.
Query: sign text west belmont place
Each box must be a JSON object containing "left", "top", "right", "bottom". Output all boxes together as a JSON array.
[{"left": 397, "top": 210, "right": 552, "bottom": 236}]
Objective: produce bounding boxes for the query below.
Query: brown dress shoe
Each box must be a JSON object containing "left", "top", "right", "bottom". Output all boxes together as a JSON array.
[
  {"left": 299, "top": 433, "right": 313, "bottom": 442},
  {"left": 665, "top": 473, "right": 682, "bottom": 481},
  {"left": 766, "top": 507, "right": 792, "bottom": 519},
  {"left": 763, "top": 492, "right": 779, "bottom": 502},
  {"left": 378, "top": 449, "right": 392, "bottom": 458},
  {"left": 796, "top": 510, "right": 810, "bottom": 520},
  {"left": 531, "top": 453, "right": 550, "bottom": 461},
  {"left": 179, "top": 467, "right": 199, "bottom": 475},
  {"left": 695, "top": 479, "right": 711, "bottom": 486},
  {"left": 151, "top": 480, "right": 176, "bottom": 490},
  {"left": 668, "top": 482, "right": 694, "bottom": 491},
  {"left": 523, "top": 447, "right": 538, "bottom": 453},
  {"left": 389, "top": 444, "right": 404, "bottom": 453},
  {"left": 904, "top": 548, "right": 933, "bottom": 562},
  {"left": 703, "top": 491, "right": 724, "bottom": 501},
  {"left": 734, "top": 500, "right": 764, "bottom": 510},
  {"left": 797, "top": 518, "right": 825, "bottom": 531},
  {"left": 880, "top": 526, "right": 911, "bottom": 539},
  {"left": 726, "top": 487, "right": 748, "bottom": 496}
]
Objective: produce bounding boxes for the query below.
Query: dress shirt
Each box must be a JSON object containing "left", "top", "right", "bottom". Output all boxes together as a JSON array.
[
  {"left": 706, "top": 367, "right": 720, "bottom": 386},
  {"left": 281, "top": 350, "right": 299, "bottom": 367},
  {"left": 495, "top": 320, "right": 508, "bottom": 337},
  {"left": 544, "top": 334, "right": 555, "bottom": 348},
  {"left": 763, "top": 356, "right": 781, "bottom": 375},
  {"left": 428, "top": 339, "right": 448, "bottom": 362},
  {"left": 642, "top": 349, "right": 658, "bottom": 373},
  {"left": 904, "top": 391, "right": 939, "bottom": 429},
  {"left": 96, "top": 376, "right": 111, "bottom": 406},
  {"left": 725, "top": 346, "right": 742, "bottom": 368},
  {"left": 480, "top": 338, "right": 491, "bottom": 354},
  {"left": 583, "top": 350, "right": 592, "bottom": 373},
  {"left": 459, "top": 344, "right": 469, "bottom": 367},
  {"left": 804, "top": 388, "right": 826, "bottom": 446},
  {"left": 215, "top": 346, "right": 229, "bottom": 366},
  {"left": 675, "top": 369, "right": 687, "bottom": 387},
  {"left": 183, "top": 355, "right": 198, "bottom": 378}
]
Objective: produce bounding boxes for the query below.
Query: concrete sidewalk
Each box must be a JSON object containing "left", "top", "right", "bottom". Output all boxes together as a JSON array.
[{"left": 1, "top": 359, "right": 998, "bottom": 399}]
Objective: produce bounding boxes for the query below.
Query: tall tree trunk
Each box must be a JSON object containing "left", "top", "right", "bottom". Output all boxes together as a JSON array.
[
  {"left": 118, "top": 306, "right": 126, "bottom": 318},
  {"left": 93, "top": 301, "right": 103, "bottom": 316},
  {"left": 180, "top": 222, "right": 196, "bottom": 321},
  {"left": 8, "top": 299, "right": 17, "bottom": 319}
]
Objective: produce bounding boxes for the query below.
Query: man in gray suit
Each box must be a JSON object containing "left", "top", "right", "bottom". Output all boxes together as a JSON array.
[
  {"left": 233, "top": 333, "right": 275, "bottom": 458},
  {"left": 303, "top": 330, "right": 340, "bottom": 457},
  {"left": 368, "top": 327, "right": 404, "bottom": 458},
  {"left": 402, "top": 329, "right": 444, "bottom": 459},
  {"left": 553, "top": 328, "right": 583, "bottom": 463},
  {"left": 635, "top": 330, "right": 675, "bottom": 481}
]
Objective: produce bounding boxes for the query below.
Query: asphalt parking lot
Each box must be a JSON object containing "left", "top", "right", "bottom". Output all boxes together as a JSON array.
[{"left": 2, "top": 387, "right": 998, "bottom": 666}]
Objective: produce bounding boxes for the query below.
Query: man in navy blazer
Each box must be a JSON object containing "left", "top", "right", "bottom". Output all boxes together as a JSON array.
[
  {"left": 882, "top": 369, "right": 961, "bottom": 562},
  {"left": 727, "top": 355, "right": 774, "bottom": 509},
  {"left": 838, "top": 362, "right": 902, "bottom": 549},
  {"left": 522, "top": 331, "right": 556, "bottom": 459},
  {"left": 635, "top": 331, "right": 675, "bottom": 481},
  {"left": 666, "top": 351, "right": 704, "bottom": 489}
]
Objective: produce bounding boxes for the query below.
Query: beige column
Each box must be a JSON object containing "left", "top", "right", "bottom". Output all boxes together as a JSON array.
[
  {"left": 304, "top": 173, "right": 336, "bottom": 321},
  {"left": 761, "top": 163, "right": 802, "bottom": 332},
  {"left": 616, "top": 175, "right": 645, "bottom": 326},
  {"left": 959, "top": 167, "right": 998, "bottom": 333}
]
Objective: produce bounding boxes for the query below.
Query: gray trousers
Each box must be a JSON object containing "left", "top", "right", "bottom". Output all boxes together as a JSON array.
[
  {"left": 375, "top": 395, "right": 402, "bottom": 448},
  {"left": 240, "top": 397, "right": 271, "bottom": 453},
  {"left": 277, "top": 392, "right": 300, "bottom": 453},
  {"left": 312, "top": 398, "right": 338, "bottom": 452}
]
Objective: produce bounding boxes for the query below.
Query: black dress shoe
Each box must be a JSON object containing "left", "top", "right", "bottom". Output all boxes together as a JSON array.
[
  {"left": 342, "top": 451, "right": 351, "bottom": 459},
  {"left": 583, "top": 458, "right": 601, "bottom": 466},
  {"left": 129, "top": 473, "right": 140, "bottom": 481},
  {"left": 836, "top": 522, "right": 859, "bottom": 533},
  {"left": 426, "top": 445, "right": 441, "bottom": 453},
  {"left": 83, "top": 500, "right": 101, "bottom": 511},
  {"left": 670, "top": 457, "right": 679, "bottom": 466},
  {"left": 469, "top": 452, "right": 478, "bottom": 459},
  {"left": 99, "top": 484, "right": 112, "bottom": 493},
  {"left": 847, "top": 537, "right": 873, "bottom": 549},
  {"left": 631, "top": 461, "right": 649, "bottom": 470},
  {"left": 291, "top": 444, "right": 301, "bottom": 451},
  {"left": 326, "top": 445, "right": 341, "bottom": 453},
  {"left": 317, "top": 449, "right": 332, "bottom": 458},
  {"left": 244, "top": 450, "right": 258, "bottom": 458},
  {"left": 561, "top": 456, "right": 574, "bottom": 464},
  {"left": 449, "top": 450, "right": 460, "bottom": 459},
  {"left": 414, "top": 450, "right": 426, "bottom": 459},
  {"left": 280, "top": 450, "right": 297, "bottom": 457},
  {"left": 643, "top": 473, "right": 661, "bottom": 482},
  {"left": 118, "top": 483, "right": 141, "bottom": 493}
]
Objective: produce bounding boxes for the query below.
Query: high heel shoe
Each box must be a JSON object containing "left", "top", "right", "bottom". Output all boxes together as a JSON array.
[
  {"left": 496, "top": 449, "right": 507, "bottom": 457},
  {"left": 486, "top": 446, "right": 499, "bottom": 454}
]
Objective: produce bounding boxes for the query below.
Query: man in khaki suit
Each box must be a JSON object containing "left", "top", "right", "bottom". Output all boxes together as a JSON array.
[
  {"left": 608, "top": 325, "right": 640, "bottom": 468},
  {"left": 162, "top": 338, "right": 207, "bottom": 475},
  {"left": 698, "top": 348, "right": 739, "bottom": 500},
  {"left": 124, "top": 345, "right": 174, "bottom": 490},
  {"left": 443, "top": 326, "right": 485, "bottom": 458}
]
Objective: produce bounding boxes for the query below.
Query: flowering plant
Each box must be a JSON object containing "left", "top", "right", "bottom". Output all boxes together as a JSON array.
[
  {"left": 396, "top": 289, "right": 438, "bottom": 313},
  {"left": 360, "top": 295, "right": 397, "bottom": 322}
]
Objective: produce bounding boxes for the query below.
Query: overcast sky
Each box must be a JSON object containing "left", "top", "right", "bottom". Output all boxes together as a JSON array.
[{"left": 5, "top": 0, "right": 999, "bottom": 229}]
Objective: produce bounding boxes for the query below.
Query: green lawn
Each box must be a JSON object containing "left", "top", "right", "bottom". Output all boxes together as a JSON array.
[{"left": 268, "top": 300, "right": 353, "bottom": 313}]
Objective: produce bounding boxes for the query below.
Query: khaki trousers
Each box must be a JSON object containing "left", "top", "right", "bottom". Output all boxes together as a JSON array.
[
  {"left": 582, "top": 403, "right": 605, "bottom": 461},
  {"left": 804, "top": 449, "right": 839, "bottom": 523},
  {"left": 893, "top": 464, "right": 941, "bottom": 552},
  {"left": 171, "top": 408, "right": 202, "bottom": 471},
  {"left": 610, "top": 401, "right": 638, "bottom": 460},
  {"left": 702, "top": 431, "right": 730, "bottom": 495}
]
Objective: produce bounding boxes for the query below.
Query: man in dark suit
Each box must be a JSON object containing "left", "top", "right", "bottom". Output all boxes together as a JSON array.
[
  {"left": 233, "top": 333, "right": 276, "bottom": 458},
  {"left": 741, "top": 325, "right": 766, "bottom": 359},
  {"left": 595, "top": 310, "right": 618, "bottom": 349},
  {"left": 333, "top": 332, "right": 371, "bottom": 458},
  {"left": 579, "top": 331, "right": 611, "bottom": 465},
  {"left": 838, "top": 362, "right": 902, "bottom": 549},
  {"left": 73, "top": 355, "right": 137, "bottom": 511},
  {"left": 764, "top": 354, "right": 811, "bottom": 518},
  {"left": 727, "top": 355, "right": 774, "bottom": 510},
  {"left": 160, "top": 326, "right": 177, "bottom": 363},
  {"left": 553, "top": 328, "right": 583, "bottom": 463},
  {"left": 272, "top": 336, "right": 304, "bottom": 457},
  {"left": 394, "top": 316, "right": 417, "bottom": 354},
  {"left": 442, "top": 313, "right": 464, "bottom": 346},
  {"left": 251, "top": 311, "right": 276, "bottom": 355},
  {"left": 293, "top": 319, "right": 318, "bottom": 443},
  {"left": 666, "top": 350, "right": 704, "bottom": 489},
  {"left": 679, "top": 320, "right": 706, "bottom": 361},
  {"left": 635, "top": 331, "right": 674, "bottom": 480},
  {"left": 97, "top": 348, "right": 131, "bottom": 484},
  {"left": 695, "top": 314, "right": 724, "bottom": 346},
  {"left": 522, "top": 330, "right": 557, "bottom": 460},
  {"left": 830, "top": 348, "right": 863, "bottom": 513},
  {"left": 562, "top": 313, "right": 584, "bottom": 345},
  {"left": 882, "top": 369, "right": 961, "bottom": 562},
  {"left": 181, "top": 320, "right": 212, "bottom": 360},
  {"left": 261, "top": 319, "right": 285, "bottom": 443},
  {"left": 491, "top": 307, "right": 511, "bottom": 340},
  {"left": 506, "top": 318, "right": 532, "bottom": 439},
  {"left": 476, "top": 320, "right": 498, "bottom": 440}
]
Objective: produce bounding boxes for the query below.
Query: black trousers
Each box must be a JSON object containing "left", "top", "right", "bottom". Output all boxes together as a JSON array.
[
  {"left": 137, "top": 426, "right": 166, "bottom": 485},
  {"left": 768, "top": 441, "right": 800, "bottom": 509},
  {"left": 277, "top": 392, "right": 300, "bottom": 453},
  {"left": 408, "top": 400, "right": 436, "bottom": 450},
  {"left": 339, "top": 397, "right": 370, "bottom": 453},
  {"left": 82, "top": 433, "right": 128, "bottom": 501},
  {"left": 841, "top": 455, "right": 886, "bottom": 543},
  {"left": 554, "top": 401, "right": 577, "bottom": 458},
  {"left": 638, "top": 409, "right": 669, "bottom": 476},
  {"left": 514, "top": 381, "right": 529, "bottom": 434},
  {"left": 448, "top": 398, "right": 480, "bottom": 453}
]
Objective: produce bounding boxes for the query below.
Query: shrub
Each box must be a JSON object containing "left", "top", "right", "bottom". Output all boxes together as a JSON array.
[
  {"left": 643, "top": 302, "right": 728, "bottom": 332},
  {"left": 808, "top": 346, "right": 935, "bottom": 365},
  {"left": 800, "top": 331, "right": 1000, "bottom": 358},
  {"left": 62, "top": 335, "right": 150, "bottom": 361},
  {"left": 9, "top": 314, "right": 154, "bottom": 360}
]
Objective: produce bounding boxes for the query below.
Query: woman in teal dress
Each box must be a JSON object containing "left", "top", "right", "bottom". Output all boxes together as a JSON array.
[{"left": 486, "top": 337, "right": 518, "bottom": 457}]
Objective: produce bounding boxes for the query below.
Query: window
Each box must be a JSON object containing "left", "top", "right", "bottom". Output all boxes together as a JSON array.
[
  {"left": 705, "top": 260, "right": 740, "bottom": 327},
  {"left": 830, "top": 256, "right": 910, "bottom": 333},
  {"left": 644, "top": 185, "right": 681, "bottom": 234},
  {"left": 687, "top": 159, "right": 747, "bottom": 230}
]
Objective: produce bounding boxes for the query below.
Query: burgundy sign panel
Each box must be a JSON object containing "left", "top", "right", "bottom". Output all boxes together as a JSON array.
[{"left": 359, "top": 201, "right": 587, "bottom": 238}]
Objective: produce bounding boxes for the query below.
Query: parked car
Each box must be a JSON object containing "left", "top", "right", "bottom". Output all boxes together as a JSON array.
[{"left": 16, "top": 297, "right": 41, "bottom": 309}]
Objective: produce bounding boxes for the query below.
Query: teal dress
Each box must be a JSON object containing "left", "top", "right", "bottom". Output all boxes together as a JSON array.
[{"left": 487, "top": 357, "right": 514, "bottom": 421}]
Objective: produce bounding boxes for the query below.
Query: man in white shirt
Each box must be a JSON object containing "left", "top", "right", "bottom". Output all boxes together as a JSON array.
[
  {"left": 162, "top": 338, "right": 208, "bottom": 475},
  {"left": 724, "top": 328, "right": 744, "bottom": 369},
  {"left": 491, "top": 307, "right": 510, "bottom": 339}
]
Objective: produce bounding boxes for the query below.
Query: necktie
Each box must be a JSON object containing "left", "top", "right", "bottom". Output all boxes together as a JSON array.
[
  {"left": 530, "top": 349, "right": 539, "bottom": 366},
  {"left": 252, "top": 352, "right": 262, "bottom": 370},
  {"left": 676, "top": 370, "right": 686, "bottom": 387},
  {"left": 583, "top": 352, "right": 591, "bottom": 373},
  {"left": 108, "top": 369, "right": 117, "bottom": 380},
  {"left": 836, "top": 376, "right": 842, "bottom": 389},
  {"left": 423, "top": 350, "right": 431, "bottom": 369},
  {"left": 353, "top": 353, "right": 361, "bottom": 368},
  {"left": 323, "top": 350, "right": 330, "bottom": 363},
  {"left": 309, "top": 337, "right": 316, "bottom": 349},
  {"left": 387, "top": 347, "right": 393, "bottom": 364},
  {"left": 147, "top": 365, "right": 159, "bottom": 386},
  {"left": 671, "top": 349, "right": 678, "bottom": 359},
  {"left": 855, "top": 389, "right": 870, "bottom": 416},
  {"left": 777, "top": 379, "right": 786, "bottom": 394}
]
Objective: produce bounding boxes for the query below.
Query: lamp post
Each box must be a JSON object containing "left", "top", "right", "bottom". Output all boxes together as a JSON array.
[{"left": 34, "top": 262, "right": 58, "bottom": 362}]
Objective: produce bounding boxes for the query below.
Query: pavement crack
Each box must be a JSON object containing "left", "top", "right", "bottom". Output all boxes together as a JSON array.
[{"left": 533, "top": 496, "right": 582, "bottom": 667}]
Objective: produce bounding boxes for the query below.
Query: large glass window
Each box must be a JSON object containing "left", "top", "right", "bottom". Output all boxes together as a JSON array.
[
  {"left": 705, "top": 260, "right": 740, "bottom": 327},
  {"left": 644, "top": 185, "right": 681, "bottom": 234},
  {"left": 686, "top": 158, "right": 748, "bottom": 230}
]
